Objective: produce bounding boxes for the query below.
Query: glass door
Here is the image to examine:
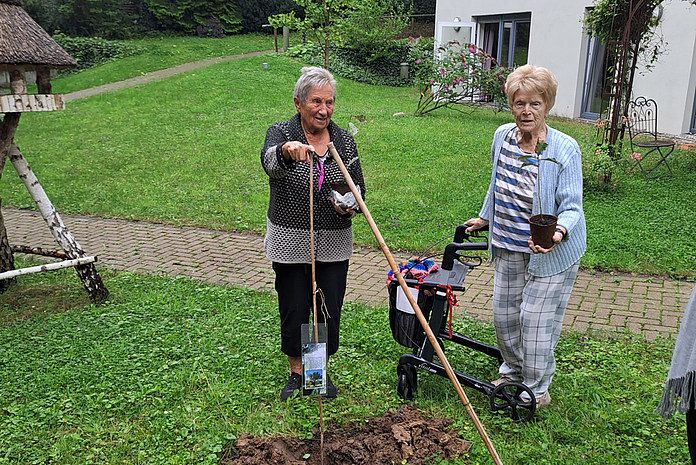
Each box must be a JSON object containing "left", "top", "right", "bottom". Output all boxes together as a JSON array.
[
  {"left": 435, "top": 21, "right": 476, "bottom": 49},
  {"left": 691, "top": 89, "right": 696, "bottom": 133},
  {"left": 581, "top": 35, "right": 609, "bottom": 118}
]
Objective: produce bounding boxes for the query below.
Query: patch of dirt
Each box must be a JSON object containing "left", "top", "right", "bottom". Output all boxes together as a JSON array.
[{"left": 222, "top": 404, "right": 471, "bottom": 465}]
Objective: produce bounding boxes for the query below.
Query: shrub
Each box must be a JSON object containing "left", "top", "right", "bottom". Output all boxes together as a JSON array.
[
  {"left": 52, "top": 34, "right": 145, "bottom": 71},
  {"left": 340, "top": 0, "right": 411, "bottom": 62},
  {"left": 24, "top": 0, "right": 141, "bottom": 39},
  {"left": 410, "top": 39, "right": 511, "bottom": 116},
  {"left": 579, "top": 123, "right": 628, "bottom": 191},
  {"left": 288, "top": 40, "right": 415, "bottom": 87},
  {"left": 143, "top": 0, "right": 242, "bottom": 35}
]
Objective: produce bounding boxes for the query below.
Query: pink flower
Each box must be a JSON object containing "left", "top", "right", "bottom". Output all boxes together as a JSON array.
[
  {"left": 416, "top": 59, "right": 421, "bottom": 64},
  {"left": 630, "top": 152, "right": 642, "bottom": 161}
]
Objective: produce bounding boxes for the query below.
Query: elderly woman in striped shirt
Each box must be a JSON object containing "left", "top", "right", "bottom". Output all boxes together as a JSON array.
[{"left": 464, "top": 64, "right": 586, "bottom": 409}]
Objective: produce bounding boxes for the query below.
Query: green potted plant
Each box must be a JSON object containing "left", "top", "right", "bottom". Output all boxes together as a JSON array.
[{"left": 521, "top": 139, "right": 560, "bottom": 249}]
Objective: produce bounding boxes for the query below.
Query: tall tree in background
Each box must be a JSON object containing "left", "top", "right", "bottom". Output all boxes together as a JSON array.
[
  {"left": 270, "top": 0, "right": 413, "bottom": 69},
  {"left": 341, "top": 0, "right": 411, "bottom": 61},
  {"left": 270, "top": 0, "right": 350, "bottom": 70}
]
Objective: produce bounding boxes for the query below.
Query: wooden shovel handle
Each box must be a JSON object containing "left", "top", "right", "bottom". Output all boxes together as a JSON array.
[{"left": 327, "top": 142, "right": 503, "bottom": 465}]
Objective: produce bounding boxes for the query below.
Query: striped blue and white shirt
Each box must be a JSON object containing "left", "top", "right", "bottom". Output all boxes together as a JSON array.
[{"left": 491, "top": 127, "right": 538, "bottom": 253}]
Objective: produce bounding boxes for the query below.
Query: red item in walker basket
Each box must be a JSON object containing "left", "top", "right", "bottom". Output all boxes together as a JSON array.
[{"left": 444, "top": 285, "right": 458, "bottom": 339}]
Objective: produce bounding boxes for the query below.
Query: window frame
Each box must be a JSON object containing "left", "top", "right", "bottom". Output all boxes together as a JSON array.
[{"left": 475, "top": 13, "right": 531, "bottom": 68}]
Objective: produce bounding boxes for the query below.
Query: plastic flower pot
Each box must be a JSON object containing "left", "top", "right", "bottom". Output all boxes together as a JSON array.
[{"left": 529, "top": 214, "right": 557, "bottom": 249}]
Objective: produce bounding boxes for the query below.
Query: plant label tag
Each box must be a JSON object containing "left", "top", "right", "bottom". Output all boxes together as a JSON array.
[
  {"left": 396, "top": 286, "right": 418, "bottom": 314},
  {"left": 301, "top": 323, "right": 328, "bottom": 396}
]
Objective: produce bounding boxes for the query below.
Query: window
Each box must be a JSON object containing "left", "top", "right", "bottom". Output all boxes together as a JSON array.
[{"left": 477, "top": 13, "right": 531, "bottom": 68}]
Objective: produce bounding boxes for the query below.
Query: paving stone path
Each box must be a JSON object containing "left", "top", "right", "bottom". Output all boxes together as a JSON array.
[{"left": 4, "top": 209, "right": 693, "bottom": 340}]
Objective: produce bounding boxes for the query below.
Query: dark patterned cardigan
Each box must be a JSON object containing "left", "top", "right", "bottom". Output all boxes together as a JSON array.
[{"left": 260, "top": 113, "right": 366, "bottom": 264}]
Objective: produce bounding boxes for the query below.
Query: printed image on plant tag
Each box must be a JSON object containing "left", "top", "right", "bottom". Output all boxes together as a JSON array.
[
  {"left": 301, "top": 323, "right": 327, "bottom": 396},
  {"left": 303, "top": 343, "right": 327, "bottom": 392}
]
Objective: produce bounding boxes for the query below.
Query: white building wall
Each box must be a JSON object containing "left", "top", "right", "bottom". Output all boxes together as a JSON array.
[
  {"left": 629, "top": 1, "right": 696, "bottom": 134},
  {"left": 435, "top": 0, "right": 696, "bottom": 135}
]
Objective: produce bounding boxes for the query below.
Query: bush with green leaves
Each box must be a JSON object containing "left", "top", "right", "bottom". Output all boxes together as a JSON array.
[
  {"left": 288, "top": 40, "right": 414, "bottom": 87},
  {"left": 52, "top": 34, "right": 145, "bottom": 71},
  {"left": 24, "top": 0, "right": 141, "bottom": 39},
  {"left": 142, "top": 0, "right": 242, "bottom": 36},
  {"left": 340, "top": 0, "right": 411, "bottom": 62},
  {"left": 411, "top": 39, "right": 511, "bottom": 116}
]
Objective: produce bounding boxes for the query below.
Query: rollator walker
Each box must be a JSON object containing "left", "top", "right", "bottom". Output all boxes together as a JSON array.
[{"left": 389, "top": 224, "right": 536, "bottom": 423}]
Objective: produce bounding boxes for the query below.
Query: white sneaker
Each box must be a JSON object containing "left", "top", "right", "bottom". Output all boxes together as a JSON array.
[
  {"left": 491, "top": 376, "right": 513, "bottom": 386},
  {"left": 536, "top": 391, "right": 551, "bottom": 408}
]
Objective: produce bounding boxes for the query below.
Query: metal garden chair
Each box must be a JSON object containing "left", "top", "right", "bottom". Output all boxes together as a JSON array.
[{"left": 625, "top": 96, "right": 675, "bottom": 180}]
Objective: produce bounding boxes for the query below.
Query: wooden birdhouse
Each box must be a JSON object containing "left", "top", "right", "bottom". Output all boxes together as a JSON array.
[{"left": 0, "top": 0, "right": 108, "bottom": 302}]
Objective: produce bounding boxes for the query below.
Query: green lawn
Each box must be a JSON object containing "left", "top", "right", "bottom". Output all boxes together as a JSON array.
[
  {"left": 0, "top": 37, "right": 693, "bottom": 464},
  {"left": 0, "top": 262, "right": 688, "bottom": 464},
  {"left": 49, "top": 34, "right": 277, "bottom": 95},
  {"left": 3, "top": 52, "right": 696, "bottom": 277}
]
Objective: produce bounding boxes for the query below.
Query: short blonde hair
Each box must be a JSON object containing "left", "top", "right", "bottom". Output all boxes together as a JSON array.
[{"left": 506, "top": 64, "right": 558, "bottom": 111}]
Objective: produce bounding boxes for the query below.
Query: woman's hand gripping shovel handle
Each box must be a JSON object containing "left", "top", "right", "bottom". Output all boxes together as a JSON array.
[{"left": 326, "top": 142, "right": 503, "bottom": 465}]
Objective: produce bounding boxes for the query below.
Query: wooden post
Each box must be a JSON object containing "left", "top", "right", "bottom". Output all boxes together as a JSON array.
[
  {"left": 9, "top": 67, "right": 26, "bottom": 95},
  {"left": 0, "top": 201, "right": 15, "bottom": 293},
  {"left": 0, "top": 113, "right": 21, "bottom": 289},
  {"left": 36, "top": 66, "right": 52, "bottom": 94},
  {"left": 0, "top": 111, "right": 21, "bottom": 176},
  {"left": 8, "top": 143, "right": 109, "bottom": 303}
]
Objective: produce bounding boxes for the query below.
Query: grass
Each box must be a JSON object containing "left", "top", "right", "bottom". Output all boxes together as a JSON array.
[
  {"left": 1, "top": 35, "right": 692, "bottom": 465},
  {"left": 49, "top": 34, "right": 277, "bottom": 95},
  {"left": 2, "top": 46, "right": 696, "bottom": 277},
  {"left": 0, "top": 260, "right": 688, "bottom": 464}
]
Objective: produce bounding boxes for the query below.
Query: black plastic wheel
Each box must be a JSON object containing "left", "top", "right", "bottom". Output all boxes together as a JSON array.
[
  {"left": 490, "top": 382, "right": 536, "bottom": 423},
  {"left": 396, "top": 364, "right": 417, "bottom": 400}
]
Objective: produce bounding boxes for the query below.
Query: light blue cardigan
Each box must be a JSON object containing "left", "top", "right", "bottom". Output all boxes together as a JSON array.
[{"left": 478, "top": 123, "right": 587, "bottom": 277}]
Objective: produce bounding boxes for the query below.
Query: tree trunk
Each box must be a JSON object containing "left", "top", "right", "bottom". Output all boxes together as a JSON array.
[
  {"left": 0, "top": 199, "right": 16, "bottom": 293},
  {"left": 323, "top": 0, "right": 330, "bottom": 70},
  {"left": 8, "top": 143, "right": 109, "bottom": 303}
]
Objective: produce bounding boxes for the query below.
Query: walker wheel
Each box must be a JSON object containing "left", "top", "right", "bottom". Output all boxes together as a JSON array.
[
  {"left": 490, "top": 382, "right": 536, "bottom": 423},
  {"left": 396, "top": 364, "right": 417, "bottom": 401}
]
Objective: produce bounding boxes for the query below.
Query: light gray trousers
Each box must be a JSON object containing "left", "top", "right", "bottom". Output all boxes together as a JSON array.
[{"left": 493, "top": 248, "right": 579, "bottom": 398}]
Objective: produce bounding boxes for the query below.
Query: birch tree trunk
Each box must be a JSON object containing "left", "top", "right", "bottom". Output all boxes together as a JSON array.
[
  {"left": 0, "top": 113, "right": 21, "bottom": 292},
  {"left": 0, "top": 200, "right": 16, "bottom": 293},
  {"left": 8, "top": 143, "right": 109, "bottom": 303}
]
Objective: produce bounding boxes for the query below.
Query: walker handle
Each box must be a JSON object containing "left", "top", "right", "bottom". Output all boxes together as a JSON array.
[{"left": 454, "top": 223, "right": 489, "bottom": 243}]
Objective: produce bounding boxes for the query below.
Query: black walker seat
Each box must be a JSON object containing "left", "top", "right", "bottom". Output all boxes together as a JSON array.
[{"left": 390, "top": 224, "right": 536, "bottom": 423}]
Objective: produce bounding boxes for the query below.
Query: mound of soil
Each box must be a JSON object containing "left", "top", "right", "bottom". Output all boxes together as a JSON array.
[{"left": 223, "top": 404, "right": 471, "bottom": 465}]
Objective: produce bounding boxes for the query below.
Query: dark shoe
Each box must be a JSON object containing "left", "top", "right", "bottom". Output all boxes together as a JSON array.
[
  {"left": 325, "top": 374, "right": 337, "bottom": 399},
  {"left": 280, "top": 373, "right": 302, "bottom": 402}
]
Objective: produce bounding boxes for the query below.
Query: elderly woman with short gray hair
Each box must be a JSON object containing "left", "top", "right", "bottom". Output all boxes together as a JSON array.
[
  {"left": 465, "top": 64, "right": 586, "bottom": 408},
  {"left": 261, "top": 66, "right": 365, "bottom": 401}
]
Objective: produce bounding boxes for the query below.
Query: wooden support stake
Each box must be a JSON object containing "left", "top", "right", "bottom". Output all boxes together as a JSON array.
[
  {"left": 327, "top": 142, "right": 503, "bottom": 465},
  {"left": 11, "top": 245, "right": 67, "bottom": 259},
  {"left": 8, "top": 143, "right": 109, "bottom": 303}
]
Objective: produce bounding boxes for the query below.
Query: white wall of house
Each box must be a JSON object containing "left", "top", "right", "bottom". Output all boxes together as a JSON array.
[{"left": 435, "top": 0, "right": 696, "bottom": 135}]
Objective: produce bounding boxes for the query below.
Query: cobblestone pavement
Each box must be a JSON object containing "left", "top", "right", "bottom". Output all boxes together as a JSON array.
[{"left": 3, "top": 209, "right": 693, "bottom": 340}]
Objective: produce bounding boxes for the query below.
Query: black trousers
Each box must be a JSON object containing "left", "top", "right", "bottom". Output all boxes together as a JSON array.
[
  {"left": 689, "top": 399, "right": 696, "bottom": 465},
  {"left": 272, "top": 260, "right": 349, "bottom": 358}
]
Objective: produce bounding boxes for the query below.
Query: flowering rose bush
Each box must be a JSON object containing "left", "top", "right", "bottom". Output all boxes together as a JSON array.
[{"left": 408, "top": 39, "right": 512, "bottom": 116}]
